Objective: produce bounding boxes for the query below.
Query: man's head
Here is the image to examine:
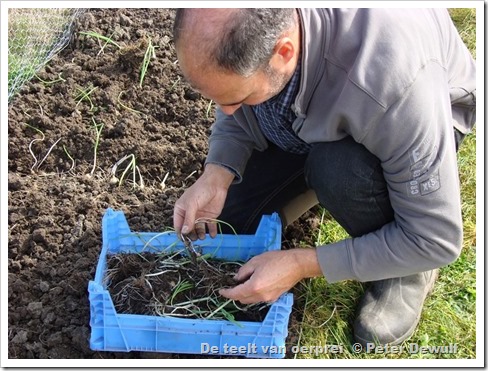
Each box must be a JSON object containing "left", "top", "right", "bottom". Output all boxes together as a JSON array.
[{"left": 173, "top": 9, "right": 300, "bottom": 115}]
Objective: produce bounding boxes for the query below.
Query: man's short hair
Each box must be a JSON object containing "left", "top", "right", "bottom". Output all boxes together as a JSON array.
[{"left": 173, "top": 9, "right": 297, "bottom": 77}]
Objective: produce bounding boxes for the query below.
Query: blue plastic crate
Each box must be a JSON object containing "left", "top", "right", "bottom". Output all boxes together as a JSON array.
[{"left": 88, "top": 208, "right": 293, "bottom": 358}]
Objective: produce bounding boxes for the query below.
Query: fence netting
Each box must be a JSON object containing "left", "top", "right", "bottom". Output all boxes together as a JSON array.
[{"left": 8, "top": 8, "right": 86, "bottom": 103}]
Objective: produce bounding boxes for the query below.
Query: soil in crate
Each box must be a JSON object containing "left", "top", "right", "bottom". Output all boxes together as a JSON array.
[{"left": 105, "top": 252, "right": 270, "bottom": 323}]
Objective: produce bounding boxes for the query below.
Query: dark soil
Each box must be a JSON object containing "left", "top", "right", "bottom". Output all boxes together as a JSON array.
[{"left": 8, "top": 8, "right": 319, "bottom": 359}]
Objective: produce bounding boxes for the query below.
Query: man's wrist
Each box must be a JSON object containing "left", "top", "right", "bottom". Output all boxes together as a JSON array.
[
  {"left": 292, "top": 248, "right": 323, "bottom": 279},
  {"left": 203, "top": 163, "right": 235, "bottom": 188}
]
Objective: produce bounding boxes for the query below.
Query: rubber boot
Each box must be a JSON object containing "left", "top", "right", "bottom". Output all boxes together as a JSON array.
[{"left": 353, "top": 269, "right": 439, "bottom": 346}]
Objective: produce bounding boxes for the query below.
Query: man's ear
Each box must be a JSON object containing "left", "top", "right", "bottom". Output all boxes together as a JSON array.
[
  {"left": 277, "top": 37, "right": 296, "bottom": 61},
  {"left": 269, "top": 37, "right": 296, "bottom": 70}
]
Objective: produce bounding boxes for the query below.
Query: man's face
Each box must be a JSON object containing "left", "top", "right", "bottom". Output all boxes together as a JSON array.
[{"left": 177, "top": 47, "right": 289, "bottom": 115}]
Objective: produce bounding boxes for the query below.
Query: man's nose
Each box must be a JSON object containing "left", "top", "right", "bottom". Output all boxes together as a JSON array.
[{"left": 219, "top": 104, "right": 242, "bottom": 115}]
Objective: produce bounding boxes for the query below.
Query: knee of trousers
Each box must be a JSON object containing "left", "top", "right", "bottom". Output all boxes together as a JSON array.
[
  {"left": 305, "top": 161, "right": 345, "bottom": 207},
  {"left": 304, "top": 140, "right": 384, "bottom": 206},
  {"left": 304, "top": 140, "right": 394, "bottom": 237}
]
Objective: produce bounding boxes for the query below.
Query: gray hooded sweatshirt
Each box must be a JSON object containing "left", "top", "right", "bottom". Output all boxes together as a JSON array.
[{"left": 205, "top": 8, "right": 476, "bottom": 283}]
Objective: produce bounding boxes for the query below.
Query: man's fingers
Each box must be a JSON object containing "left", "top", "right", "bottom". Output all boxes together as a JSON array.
[
  {"left": 219, "top": 263, "right": 257, "bottom": 303},
  {"left": 234, "top": 260, "right": 255, "bottom": 283},
  {"left": 195, "top": 222, "right": 206, "bottom": 240},
  {"left": 174, "top": 203, "right": 197, "bottom": 239},
  {"left": 188, "top": 220, "right": 221, "bottom": 240},
  {"left": 185, "top": 230, "right": 198, "bottom": 241},
  {"left": 173, "top": 206, "right": 186, "bottom": 236},
  {"left": 173, "top": 204, "right": 196, "bottom": 238},
  {"left": 219, "top": 284, "right": 252, "bottom": 303},
  {"left": 207, "top": 221, "right": 218, "bottom": 238},
  {"left": 219, "top": 280, "right": 274, "bottom": 304}
]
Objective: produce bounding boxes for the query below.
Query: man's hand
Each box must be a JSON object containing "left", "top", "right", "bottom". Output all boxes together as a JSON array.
[
  {"left": 173, "top": 164, "right": 234, "bottom": 239},
  {"left": 219, "top": 248, "right": 322, "bottom": 304}
]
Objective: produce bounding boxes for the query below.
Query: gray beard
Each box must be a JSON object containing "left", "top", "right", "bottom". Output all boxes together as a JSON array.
[{"left": 264, "top": 66, "right": 292, "bottom": 98}]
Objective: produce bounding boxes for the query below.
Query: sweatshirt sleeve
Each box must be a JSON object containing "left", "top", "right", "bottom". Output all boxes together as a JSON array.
[
  {"left": 205, "top": 108, "right": 256, "bottom": 183},
  {"left": 317, "top": 61, "right": 467, "bottom": 282}
]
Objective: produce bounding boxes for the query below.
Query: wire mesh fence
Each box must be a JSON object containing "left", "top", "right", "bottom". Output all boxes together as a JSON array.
[{"left": 8, "top": 8, "right": 86, "bottom": 103}]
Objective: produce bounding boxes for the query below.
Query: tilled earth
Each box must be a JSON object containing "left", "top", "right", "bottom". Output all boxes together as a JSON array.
[{"left": 7, "top": 8, "right": 318, "bottom": 359}]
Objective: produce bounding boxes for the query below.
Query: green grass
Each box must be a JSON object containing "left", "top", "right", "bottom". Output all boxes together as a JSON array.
[
  {"left": 293, "top": 8, "right": 477, "bottom": 360},
  {"left": 449, "top": 8, "right": 476, "bottom": 57}
]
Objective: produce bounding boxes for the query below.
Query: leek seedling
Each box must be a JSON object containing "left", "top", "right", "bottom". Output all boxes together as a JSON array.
[
  {"left": 110, "top": 153, "right": 144, "bottom": 189},
  {"left": 79, "top": 30, "right": 122, "bottom": 55},
  {"left": 75, "top": 85, "right": 98, "bottom": 111},
  {"left": 139, "top": 37, "right": 158, "bottom": 88},
  {"left": 89, "top": 117, "right": 104, "bottom": 176}
]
